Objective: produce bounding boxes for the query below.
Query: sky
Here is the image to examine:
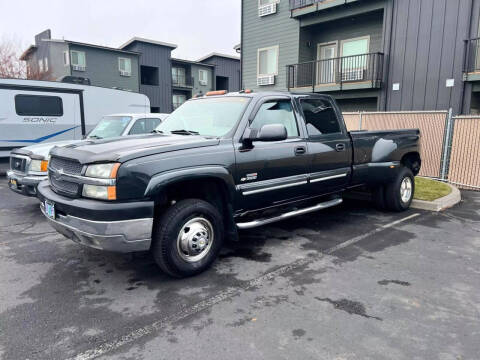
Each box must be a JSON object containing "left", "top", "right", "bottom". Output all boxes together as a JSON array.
[{"left": 0, "top": 0, "right": 241, "bottom": 60}]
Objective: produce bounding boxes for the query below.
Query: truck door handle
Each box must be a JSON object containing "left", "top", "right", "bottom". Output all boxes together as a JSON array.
[
  {"left": 295, "top": 146, "right": 306, "bottom": 155},
  {"left": 335, "top": 143, "right": 346, "bottom": 152}
]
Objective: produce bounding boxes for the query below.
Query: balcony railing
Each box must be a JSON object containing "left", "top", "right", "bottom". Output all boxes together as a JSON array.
[
  {"left": 287, "top": 52, "right": 384, "bottom": 91},
  {"left": 172, "top": 74, "right": 193, "bottom": 88},
  {"left": 289, "top": 0, "right": 322, "bottom": 10},
  {"left": 464, "top": 38, "right": 480, "bottom": 74}
]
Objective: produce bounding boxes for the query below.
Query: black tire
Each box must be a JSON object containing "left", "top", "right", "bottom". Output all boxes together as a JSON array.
[
  {"left": 151, "top": 199, "right": 224, "bottom": 278},
  {"left": 384, "top": 166, "right": 415, "bottom": 212},
  {"left": 372, "top": 185, "right": 387, "bottom": 210}
]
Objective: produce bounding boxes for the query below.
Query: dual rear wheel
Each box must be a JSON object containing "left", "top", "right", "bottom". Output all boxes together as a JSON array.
[{"left": 373, "top": 165, "right": 415, "bottom": 212}]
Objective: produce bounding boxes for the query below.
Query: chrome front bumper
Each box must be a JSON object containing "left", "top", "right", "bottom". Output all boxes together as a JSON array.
[
  {"left": 40, "top": 202, "right": 153, "bottom": 253},
  {"left": 7, "top": 170, "right": 48, "bottom": 196}
]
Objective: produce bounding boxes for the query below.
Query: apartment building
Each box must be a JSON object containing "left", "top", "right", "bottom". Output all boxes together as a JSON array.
[
  {"left": 20, "top": 29, "right": 140, "bottom": 91},
  {"left": 241, "top": 0, "right": 480, "bottom": 114},
  {"left": 21, "top": 31, "right": 241, "bottom": 113}
]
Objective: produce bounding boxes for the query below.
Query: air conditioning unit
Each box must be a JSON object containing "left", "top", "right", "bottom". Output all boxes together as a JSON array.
[
  {"left": 199, "top": 80, "right": 207, "bottom": 85},
  {"left": 120, "top": 70, "right": 131, "bottom": 77},
  {"left": 341, "top": 68, "right": 364, "bottom": 81},
  {"left": 72, "top": 65, "right": 86, "bottom": 72},
  {"left": 259, "top": 2, "right": 277, "bottom": 17},
  {"left": 257, "top": 75, "right": 275, "bottom": 86}
]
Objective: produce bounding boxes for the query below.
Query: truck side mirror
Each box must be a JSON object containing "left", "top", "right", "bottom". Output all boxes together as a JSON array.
[
  {"left": 257, "top": 124, "right": 288, "bottom": 142},
  {"left": 242, "top": 124, "right": 287, "bottom": 148}
]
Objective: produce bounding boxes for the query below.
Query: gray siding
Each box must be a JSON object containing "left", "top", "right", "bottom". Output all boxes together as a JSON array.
[
  {"left": 191, "top": 64, "right": 214, "bottom": 95},
  {"left": 200, "top": 56, "right": 241, "bottom": 92},
  {"left": 298, "top": 10, "right": 384, "bottom": 63},
  {"left": 242, "top": 0, "right": 300, "bottom": 91},
  {"left": 384, "top": 0, "right": 472, "bottom": 114},
  {"left": 69, "top": 44, "right": 139, "bottom": 92},
  {"left": 123, "top": 42, "right": 173, "bottom": 113}
]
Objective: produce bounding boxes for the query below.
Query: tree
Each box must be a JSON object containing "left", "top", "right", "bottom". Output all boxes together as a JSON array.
[{"left": 0, "top": 36, "right": 53, "bottom": 80}]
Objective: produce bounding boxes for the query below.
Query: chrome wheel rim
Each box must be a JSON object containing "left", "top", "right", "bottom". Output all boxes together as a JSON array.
[
  {"left": 176, "top": 217, "right": 214, "bottom": 262},
  {"left": 400, "top": 177, "right": 413, "bottom": 203}
]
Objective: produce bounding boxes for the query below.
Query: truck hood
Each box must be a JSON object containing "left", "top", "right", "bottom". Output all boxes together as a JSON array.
[
  {"left": 49, "top": 134, "right": 220, "bottom": 164},
  {"left": 10, "top": 140, "right": 82, "bottom": 160}
]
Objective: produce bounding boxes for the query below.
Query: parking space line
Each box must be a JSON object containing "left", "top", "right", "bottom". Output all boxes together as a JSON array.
[
  {"left": 325, "top": 213, "right": 421, "bottom": 254},
  {"left": 69, "top": 212, "right": 422, "bottom": 360}
]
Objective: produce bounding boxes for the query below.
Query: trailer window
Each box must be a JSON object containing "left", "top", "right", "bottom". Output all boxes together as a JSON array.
[{"left": 15, "top": 95, "right": 63, "bottom": 116}]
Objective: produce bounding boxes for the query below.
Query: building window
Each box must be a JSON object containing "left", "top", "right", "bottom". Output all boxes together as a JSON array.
[
  {"left": 258, "top": 45, "right": 279, "bottom": 76},
  {"left": 118, "top": 57, "right": 132, "bottom": 76},
  {"left": 38, "top": 59, "right": 44, "bottom": 73},
  {"left": 63, "top": 51, "right": 70, "bottom": 66},
  {"left": 340, "top": 36, "right": 370, "bottom": 81},
  {"left": 70, "top": 50, "right": 86, "bottom": 71},
  {"left": 172, "top": 67, "right": 186, "bottom": 86},
  {"left": 15, "top": 95, "right": 63, "bottom": 116},
  {"left": 258, "top": 0, "right": 279, "bottom": 16},
  {"left": 173, "top": 94, "right": 187, "bottom": 109},
  {"left": 199, "top": 69, "right": 208, "bottom": 85}
]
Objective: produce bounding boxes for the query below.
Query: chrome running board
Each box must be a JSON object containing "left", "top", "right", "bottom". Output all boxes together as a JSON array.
[{"left": 236, "top": 198, "right": 343, "bottom": 230}]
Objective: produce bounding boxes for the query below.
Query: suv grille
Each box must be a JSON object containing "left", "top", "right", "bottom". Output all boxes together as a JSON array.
[
  {"left": 48, "top": 156, "right": 84, "bottom": 197},
  {"left": 10, "top": 156, "right": 27, "bottom": 173}
]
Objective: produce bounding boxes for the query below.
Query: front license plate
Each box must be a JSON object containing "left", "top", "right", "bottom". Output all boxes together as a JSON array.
[
  {"left": 9, "top": 179, "right": 17, "bottom": 188},
  {"left": 45, "top": 201, "right": 55, "bottom": 219}
]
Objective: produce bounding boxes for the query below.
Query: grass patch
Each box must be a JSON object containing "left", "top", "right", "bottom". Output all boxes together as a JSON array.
[{"left": 414, "top": 177, "right": 452, "bottom": 201}]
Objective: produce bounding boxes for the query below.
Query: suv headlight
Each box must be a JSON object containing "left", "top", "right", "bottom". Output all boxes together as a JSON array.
[
  {"left": 30, "top": 159, "right": 49, "bottom": 172},
  {"left": 82, "top": 163, "right": 120, "bottom": 200}
]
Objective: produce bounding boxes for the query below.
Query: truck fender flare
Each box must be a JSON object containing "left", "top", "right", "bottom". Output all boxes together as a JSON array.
[{"left": 144, "top": 166, "right": 236, "bottom": 200}]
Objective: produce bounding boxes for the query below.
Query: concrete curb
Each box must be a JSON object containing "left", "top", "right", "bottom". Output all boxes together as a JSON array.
[{"left": 411, "top": 182, "right": 461, "bottom": 212}]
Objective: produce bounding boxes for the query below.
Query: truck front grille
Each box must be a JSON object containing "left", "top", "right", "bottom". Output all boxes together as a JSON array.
[
  {"left": 10, "top": 156, "right": 27, "bottom": 173},
  {"left": 48, "top": 156, "right": 84, "bottom": 197}
]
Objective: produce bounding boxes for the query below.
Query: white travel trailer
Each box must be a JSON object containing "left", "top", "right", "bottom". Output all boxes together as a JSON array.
[{"left": 0, "top": 78, "right": 151, "bottom": 158}]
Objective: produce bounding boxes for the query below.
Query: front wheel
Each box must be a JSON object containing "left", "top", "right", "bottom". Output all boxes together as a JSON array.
[
  {"left": 151, "top": 199, "right": 224, "bottom": 277},
  {"left": 384, "top": 166, "right": 415, "bottom": 212}
]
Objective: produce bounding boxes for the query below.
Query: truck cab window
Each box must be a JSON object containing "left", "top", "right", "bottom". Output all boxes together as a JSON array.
[
  {"left": 15, "top": 95, "right": 63, "bottom": 116},
  {"left": 301, "top": 99, "right": 341, "bottom": 136},
  {"left": 129, "top": 119, "right": 146, "bottom": 135},
  {"left": 250, "top": 100, "right": 299, "bottom": 137}
]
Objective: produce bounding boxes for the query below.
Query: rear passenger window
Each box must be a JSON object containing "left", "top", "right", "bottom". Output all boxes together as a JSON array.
[
  {"left": 15, "top": 95, "right": 63, "bottom": 116},
  {"left": 300, "top": 99, "right": 341, "bottom": 136},
  {"left": 250, "top": 100, "right": 299, "bottom": 137},
  {"left": 129, "top": 119, "right": 146, "bottom": 135}
]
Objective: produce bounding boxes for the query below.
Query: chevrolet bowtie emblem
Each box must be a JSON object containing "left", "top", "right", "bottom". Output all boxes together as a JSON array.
[{"left": 52, "top": 168, "right": 64, "bottom": 181}]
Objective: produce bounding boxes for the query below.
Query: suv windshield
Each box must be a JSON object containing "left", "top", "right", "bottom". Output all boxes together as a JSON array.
[
  {"left": 155, "top": 97, "right": 250, "bottom": 137},
  {"left": 88, "top": 116, "right": 132, "bottom": 139}
]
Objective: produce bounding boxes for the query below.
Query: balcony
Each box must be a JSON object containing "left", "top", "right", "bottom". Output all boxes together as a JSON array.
[
  {"left": 289, "top": 0, "right": 360, "bottom": 17},
  {"left": 172, "top": 74, "right": 193, "bottom": 88},
  {"left": 287, "top": 52, "right": 384, "bottom": 92},
  {"left": 463, "top": 38, "right": 480, "bottom": 81}
]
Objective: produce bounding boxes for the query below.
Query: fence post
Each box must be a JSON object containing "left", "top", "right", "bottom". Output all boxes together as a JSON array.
[
  {"left": 359, "top": 111, "right": 363, "bottom": 130},
  {"left": 441, "top": 108, "right": 453, "bottom": 180}
]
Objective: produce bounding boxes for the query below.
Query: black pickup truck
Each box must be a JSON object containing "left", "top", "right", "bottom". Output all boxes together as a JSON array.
[{"left": 38, "top": 91, "right": 421, "bottom": 277}]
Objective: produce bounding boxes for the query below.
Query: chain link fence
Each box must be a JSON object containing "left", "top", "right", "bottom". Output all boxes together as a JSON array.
[{"left": 343, "top": 110, "right": 480, "bottom": 190}]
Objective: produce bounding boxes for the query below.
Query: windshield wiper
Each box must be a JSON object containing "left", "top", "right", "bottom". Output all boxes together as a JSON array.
[
  {"left": 170, "top": 129, "right": 199, "bottom": 135},
  {"left": 151, "top": 129, "right": 164, "bottom": 134},
  {"left": 88, "top": 135, "right": 103, "bottom": 139}
]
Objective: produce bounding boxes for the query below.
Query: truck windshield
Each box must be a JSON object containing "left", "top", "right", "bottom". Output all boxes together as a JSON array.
[
  {"left": 155, "top": 97, "right": 250, "bottom": 137},
  {"left": 88, "top": 116, "right": 132, "bottom": 139}
]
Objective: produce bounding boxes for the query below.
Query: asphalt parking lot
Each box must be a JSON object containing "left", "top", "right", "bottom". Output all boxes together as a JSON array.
[{"left": 0, "top": 179, "right": 479, "bottom": 360}]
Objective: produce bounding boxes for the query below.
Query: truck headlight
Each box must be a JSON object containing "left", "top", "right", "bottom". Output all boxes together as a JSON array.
[
  {"left": 82, "top": 184, "right": 116, "bottom": 200},
  {"left": 85, "top": 163, "right": 120, "bottom": 179},
  {"left": 83, "top": 163, "right": 119, "bottom": 200},
  {"left": 30, "top": 159, "right": 49, "bottom": 172}
]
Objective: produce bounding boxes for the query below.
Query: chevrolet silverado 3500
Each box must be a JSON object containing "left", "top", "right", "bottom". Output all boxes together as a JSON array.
[{"left": 38, "top": 91, "right": 421, "bottom": 277}]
